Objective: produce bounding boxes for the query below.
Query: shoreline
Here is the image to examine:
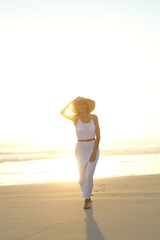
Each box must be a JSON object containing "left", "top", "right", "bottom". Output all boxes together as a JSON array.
[
  {"left": 1, "top": 152, "right": 160, "bottom": 187},
  {"left": 0, "top": 172, "right": 160, "bottom": 187}
]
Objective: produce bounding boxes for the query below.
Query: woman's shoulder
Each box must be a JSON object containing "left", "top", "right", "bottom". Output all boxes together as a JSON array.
[
  {"left": 73, "top": 115, "right": 79, "bottom": 126},
  {"left": 91, "top": 114, "right": 98, "bottom": 120},
  {"left": 91, "top": 114, "right": 99, "bottom": 126}
]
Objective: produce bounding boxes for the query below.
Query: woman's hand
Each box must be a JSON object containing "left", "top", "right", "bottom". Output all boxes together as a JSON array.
[{"left": 89, "top": 151, "right": 96, "bottom": 162}]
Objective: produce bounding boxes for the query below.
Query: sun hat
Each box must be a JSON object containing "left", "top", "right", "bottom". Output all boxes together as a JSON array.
[{"left": 71, "top": 96, "right": 95, "bottom": 114}]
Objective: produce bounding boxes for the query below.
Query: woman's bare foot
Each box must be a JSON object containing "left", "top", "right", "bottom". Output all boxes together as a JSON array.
[{"left": 84, "top": 199, "right": 92, "bottom": 209}]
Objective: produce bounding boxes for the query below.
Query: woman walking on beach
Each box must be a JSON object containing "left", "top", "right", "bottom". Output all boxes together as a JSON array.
[{"left": 61, "top": 97, "right": 100, "bottom": 209}]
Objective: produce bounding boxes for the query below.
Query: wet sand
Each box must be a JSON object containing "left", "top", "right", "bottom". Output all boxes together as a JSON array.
[{"left": 0, "top": 174, "right": 160, "bottom": 240}]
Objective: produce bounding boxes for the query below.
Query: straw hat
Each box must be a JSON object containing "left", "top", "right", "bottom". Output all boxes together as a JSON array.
[{"left": 71, "top": 96, "right": 95, "bottom": 114}]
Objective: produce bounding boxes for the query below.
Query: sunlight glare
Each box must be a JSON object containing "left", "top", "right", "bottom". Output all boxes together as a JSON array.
[
  {"left": 0, "top": 3, "right": 160, "bottom": 145},
  {"left": 48, "top": 156, "right": 79, "bottom": 182},
  {"left": 65, "top": 105, "right": 74, "bottom": 116}
]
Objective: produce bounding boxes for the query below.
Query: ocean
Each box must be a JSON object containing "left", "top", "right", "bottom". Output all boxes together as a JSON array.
[{"left": 0, "top": 143, "right": 160, "bottom": 186}]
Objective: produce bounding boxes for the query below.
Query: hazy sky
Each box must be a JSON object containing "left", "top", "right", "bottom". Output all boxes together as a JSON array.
[{"left": 0, "top": 0, "right": 160, "bottom": 148}]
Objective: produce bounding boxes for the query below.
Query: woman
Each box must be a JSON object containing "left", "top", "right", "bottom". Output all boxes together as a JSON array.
[{"left": 60, "top": 96, "right": 100, "bottom": 209}]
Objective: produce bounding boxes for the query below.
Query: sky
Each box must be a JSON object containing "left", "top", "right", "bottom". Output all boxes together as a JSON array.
[{"left": 0, "top": 0, "right": 160, "bottom": 149}]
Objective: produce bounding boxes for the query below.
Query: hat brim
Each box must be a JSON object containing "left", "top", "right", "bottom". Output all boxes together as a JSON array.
[{"left": 71, "top": 97, "right": 95, "bottom": 114}]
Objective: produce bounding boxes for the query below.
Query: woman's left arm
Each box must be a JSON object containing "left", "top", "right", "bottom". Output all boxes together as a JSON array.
[{"left": 89, "top": 115, "right": 100, "bottom": 162}]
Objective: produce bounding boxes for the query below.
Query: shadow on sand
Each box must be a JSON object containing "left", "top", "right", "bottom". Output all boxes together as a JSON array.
[{"left": 85, "top": 208, "right": 106, "bottom": 240}]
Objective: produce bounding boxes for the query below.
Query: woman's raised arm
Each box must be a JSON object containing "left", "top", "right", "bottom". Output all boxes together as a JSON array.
[{"left": 60, "top": 99, "right": 78, "bottom": 123}]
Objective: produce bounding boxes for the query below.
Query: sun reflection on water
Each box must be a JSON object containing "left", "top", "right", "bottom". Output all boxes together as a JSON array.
[{"left": 1, "top": 153, "right": 160, "bottom": 186}]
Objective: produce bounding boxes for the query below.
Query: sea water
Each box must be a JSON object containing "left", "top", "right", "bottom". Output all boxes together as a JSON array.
[{"left": 0, "top": 145, "right": 160, "bottom": 186}]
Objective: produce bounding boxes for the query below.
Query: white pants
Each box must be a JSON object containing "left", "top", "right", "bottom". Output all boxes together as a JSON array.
[{"left": 78, "top": 158, "right": 98, "bottom": 199}]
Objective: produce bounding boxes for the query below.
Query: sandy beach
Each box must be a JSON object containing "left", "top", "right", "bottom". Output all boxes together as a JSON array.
[{"left": 0, "top": 174, "right": 160, "bottom": 240}]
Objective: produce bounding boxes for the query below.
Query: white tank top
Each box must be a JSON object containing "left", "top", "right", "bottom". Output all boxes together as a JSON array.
[{"left": 75, "top": 117, "right": 96, "bottom": 141}]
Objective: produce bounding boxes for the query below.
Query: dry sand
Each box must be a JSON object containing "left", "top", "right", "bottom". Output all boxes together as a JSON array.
[{"left": 0, "top": 174, "right": 160, "bottom": 240}]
